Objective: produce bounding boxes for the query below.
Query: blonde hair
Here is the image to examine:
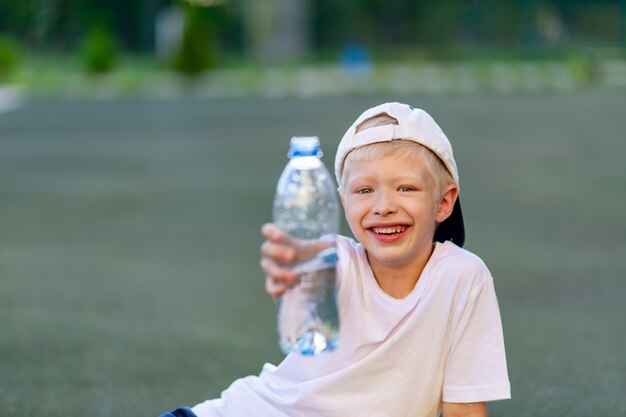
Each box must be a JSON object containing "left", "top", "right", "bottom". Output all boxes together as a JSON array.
[{"left": 338, "top": 113, "right": 455, "bottom": 202}]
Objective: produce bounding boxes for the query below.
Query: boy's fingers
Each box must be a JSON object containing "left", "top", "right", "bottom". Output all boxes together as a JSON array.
[
  {"left": 259, "top": 258, "right": 299, "bottom": 285},
  {"left": 261, "top": 223, "right": 282, "bottom": 240},
  {"left": 260, "top": 223, "right": 300, "bottom": 298},
  {"left": 265, "top": 278, "right": 287, "bottom": 297},
  {"left": 260, "top": 240, "right": 297, "bottom": 264},
  {"left": 261, "top": 223, "right": 297, "bottom": 246}
]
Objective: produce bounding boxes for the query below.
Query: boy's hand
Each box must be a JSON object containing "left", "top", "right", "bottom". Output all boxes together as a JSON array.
[
  {"left": 260, "top": 223, "right": 334, "bottom": 298},
  {"left": 260, "top": 223, "right": 301, "bottom": 297}
]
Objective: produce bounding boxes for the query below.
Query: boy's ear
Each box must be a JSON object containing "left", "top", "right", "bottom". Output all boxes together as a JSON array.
[
  {"left": 435, "top": 185, "right": 459, "bottom": 223},
  {"left": 339, "top": 193, "right": 346, "bottom": 210}
]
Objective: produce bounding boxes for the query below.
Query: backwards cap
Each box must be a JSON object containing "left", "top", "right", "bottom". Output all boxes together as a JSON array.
[{"left": 334, "top": 102, "right": 465, "bottom": 247}]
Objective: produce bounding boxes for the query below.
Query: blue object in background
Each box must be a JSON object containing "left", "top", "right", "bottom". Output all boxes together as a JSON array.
[{"left": 340, "top": 44, "right": 372, "bottom": 78}]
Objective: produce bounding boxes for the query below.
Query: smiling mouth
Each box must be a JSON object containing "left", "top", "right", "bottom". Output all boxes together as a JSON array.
[{"left": 371, "top": 225, "right": 407, "bottom": 235}]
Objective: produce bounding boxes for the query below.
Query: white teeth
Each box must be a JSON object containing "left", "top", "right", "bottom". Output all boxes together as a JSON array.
[{"left": 373, "top": 226, "right": 406, "bottom": 234}]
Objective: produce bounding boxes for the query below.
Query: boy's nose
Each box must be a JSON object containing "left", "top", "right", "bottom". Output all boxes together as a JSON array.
[{"left": 372, "top": 191, "right": 398, "bottom": 216}]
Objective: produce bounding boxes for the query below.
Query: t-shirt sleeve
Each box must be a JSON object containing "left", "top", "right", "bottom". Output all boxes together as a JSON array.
[{"left": 442, "top": 274, "right": 511, "bottom": 403}]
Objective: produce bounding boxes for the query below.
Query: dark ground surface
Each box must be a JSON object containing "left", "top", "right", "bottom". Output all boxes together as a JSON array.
[{"left": 1, "top": 92, "right": 625, "bottom": 416}]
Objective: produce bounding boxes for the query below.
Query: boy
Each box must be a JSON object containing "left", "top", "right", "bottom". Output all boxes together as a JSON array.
[{"left": 162, "top": 102, "right": 510, "bottom": 417}]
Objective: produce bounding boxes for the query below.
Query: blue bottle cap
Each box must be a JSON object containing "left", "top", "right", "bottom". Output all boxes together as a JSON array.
[{"left": 288, "top": 136, "right": 322, "bottom": 158}]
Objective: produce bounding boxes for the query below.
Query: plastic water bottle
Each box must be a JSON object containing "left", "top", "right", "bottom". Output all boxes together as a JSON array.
[{"left": 273, "top": 136, "right": 340, "bottom": 355}]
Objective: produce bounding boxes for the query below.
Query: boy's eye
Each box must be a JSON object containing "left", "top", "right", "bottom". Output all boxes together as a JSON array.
[
  {"left": 398, "top": 186, "right": 415, "bottom": 192},
  {"left": 356, "top": 188, "right": 373, "bottom": 194}
]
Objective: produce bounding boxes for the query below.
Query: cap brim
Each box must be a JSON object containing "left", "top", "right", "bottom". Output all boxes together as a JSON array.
[{"left": 434, "top": 197, "right": 465, "bottom": 247}]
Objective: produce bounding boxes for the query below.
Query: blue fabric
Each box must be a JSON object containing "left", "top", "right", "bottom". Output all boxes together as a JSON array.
[{"left": 159, "top": 407, "right": 197, "bottom": 417}]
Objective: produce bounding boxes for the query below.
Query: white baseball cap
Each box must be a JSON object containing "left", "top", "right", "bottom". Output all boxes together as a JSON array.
[{"left": 334, "top": 102, "right": 465, "bottom": 247}]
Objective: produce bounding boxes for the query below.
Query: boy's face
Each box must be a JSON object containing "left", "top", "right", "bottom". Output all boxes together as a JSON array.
[{"left": 340, "top": 152, "right": 450, "bottom": 272}]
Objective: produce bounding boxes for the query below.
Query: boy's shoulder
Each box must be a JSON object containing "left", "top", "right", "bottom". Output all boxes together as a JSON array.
[
  {"left": 437, "top": 241, "right": 488, "bottom": 268},
  {"left": 336, "top": 235, "right": 491, "bottom": 278},
  {"left": 337, "top": 235, "right": 367, "bottom": 265},
  {"left": 336, "top": 236, "right": 495, "bottom": 298},
  {"left": 337, "top": 234, "right": 360, "bottom": 252},
  {"left": 432, "top": 241, "right": 494, "bottom": 286}
]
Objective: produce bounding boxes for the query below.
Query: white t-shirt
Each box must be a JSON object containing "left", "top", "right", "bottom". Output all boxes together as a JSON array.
[{"left": 193, "top": 237, "right": 510, "bottom": 417}]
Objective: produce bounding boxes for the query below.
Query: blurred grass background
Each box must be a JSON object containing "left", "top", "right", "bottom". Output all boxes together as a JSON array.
[{"left": 1, "top": 93, "right": 625, "bottom": 416}]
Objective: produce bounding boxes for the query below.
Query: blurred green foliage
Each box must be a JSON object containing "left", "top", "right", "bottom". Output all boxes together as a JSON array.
[
  {"left": 0, "top": 36, "right": 21, "bottom": 83},
  {"left": 172, "top": 5, "right": 216, "bottom": 77},
  {"left": 81, "top": 27, "right": 118, "bottom": 74},
  {"left": 311, "top": 0, "right": 626, "bottom": 59},
  {"left": 0, "top": 0, "right": 626, "bottom": 65}
]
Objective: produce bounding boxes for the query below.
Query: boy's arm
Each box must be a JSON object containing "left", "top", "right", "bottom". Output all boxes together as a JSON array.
[{"left": 441, "top": 402, "right": 487, "bottom": 417}]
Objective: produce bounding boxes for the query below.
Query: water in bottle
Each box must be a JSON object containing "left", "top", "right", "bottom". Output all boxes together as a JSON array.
[{"left": 273, "top": 136, "right": 340, "bottom": 355}]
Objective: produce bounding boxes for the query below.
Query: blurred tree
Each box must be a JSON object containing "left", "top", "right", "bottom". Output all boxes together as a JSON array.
[
  {"left": 81, "top": 25, "right": 118, "bottom": 74},
  {"left": 0, "top": 0, "right": 166, "bottom": 51},
  {"left": 413, "top": 0, "right": 465, "bottom": 58},
  {"left": 622, "top": 0, "right": 626, "bottom": 47},
  {"left": 0, "top": 35, "right": 21, "bottom": 83},
  {"left": 0, "top": 0, "right": 624, "bottom": 60},
  {"left": 172, "top": 4, "right": 216, "bottom": 76},
  {"left": 241, "top": 0, "right": 311, "bottom": 63}
]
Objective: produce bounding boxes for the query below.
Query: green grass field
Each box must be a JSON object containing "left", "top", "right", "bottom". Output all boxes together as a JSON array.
[{"left": 1, "top": 93, "right": 625, "bottom": 416}]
